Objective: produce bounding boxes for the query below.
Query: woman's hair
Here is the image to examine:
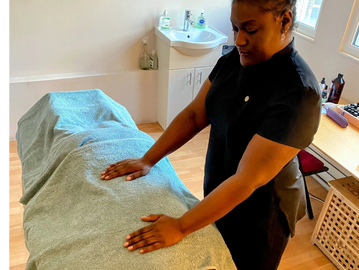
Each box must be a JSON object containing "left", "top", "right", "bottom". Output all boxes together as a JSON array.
[{"left": 232, "top": 0, "right": 297, "bottom": 32}]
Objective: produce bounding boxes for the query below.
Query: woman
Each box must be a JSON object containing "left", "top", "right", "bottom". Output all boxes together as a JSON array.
[{"left": 102, "top": 0, "right": 321, "bottom": 268}]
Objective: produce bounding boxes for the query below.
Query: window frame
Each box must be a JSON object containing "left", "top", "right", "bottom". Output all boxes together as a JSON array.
[
  {"left": 294, "top": 0, "right": 325, "bottom": 40},
  {"left": 340, "top": 0, "right": 359, "bottom": 60}
]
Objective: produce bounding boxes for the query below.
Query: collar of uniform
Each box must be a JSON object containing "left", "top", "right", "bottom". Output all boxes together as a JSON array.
[{"left": 275, "top": 37, "right": 295, "bottom": 57}]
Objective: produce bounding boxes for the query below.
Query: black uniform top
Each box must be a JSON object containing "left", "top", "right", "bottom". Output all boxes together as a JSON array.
[{"left": 205, "top": 40, "right": 321, "bottom": 236}]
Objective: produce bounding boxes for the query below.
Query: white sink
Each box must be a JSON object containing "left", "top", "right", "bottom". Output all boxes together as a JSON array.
[
  {"left": 155, "top": 26, "right": 228, "bottom": 56},
  {"left": 170, "top": 30, "right": 217, "bottom": 43}
]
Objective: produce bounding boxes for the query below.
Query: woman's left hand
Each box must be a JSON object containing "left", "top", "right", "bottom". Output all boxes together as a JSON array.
[{"left": 124, "top": 214, "right": 186, "bottom": 254}]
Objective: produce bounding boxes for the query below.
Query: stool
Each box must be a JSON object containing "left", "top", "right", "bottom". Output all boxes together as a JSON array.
[{"left": 298, "top": 150, "right": 329, "bottom": 219}]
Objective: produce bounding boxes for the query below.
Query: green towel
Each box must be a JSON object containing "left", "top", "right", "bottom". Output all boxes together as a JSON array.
[{"left": 17, "top": 89, "right": 236, "bottom": 270}]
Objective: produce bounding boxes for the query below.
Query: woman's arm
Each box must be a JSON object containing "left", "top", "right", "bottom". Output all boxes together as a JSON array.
[
  {"left": 124, "top": 134, "right": 300, "bottom": 253},
  {"left": 102, "top": 79, "right": 211, "bottom": 180},
  {"left": 178, "top": 134, "right": 299, "bottom": 234}
]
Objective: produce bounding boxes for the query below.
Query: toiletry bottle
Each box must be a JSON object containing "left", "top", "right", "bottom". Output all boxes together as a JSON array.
[
  {"left": 322, "top": 85, "right": 328, "bottom": 104},
  {"left": 327, "top": 73, "right": 345, "bottom": 104},
  {"left": 319, "top": 77, "right": 326, "bottom": 103},
  {"left": 150, "top": 50, "right": 158, "bottom": 70},
  {"left": 196, "top": 10, "right": 206, "bottom": 29},
  {"left": 319, "top": 77, "right": 325, "bottom": 92},
  {"left": 159, "top": 9, "right": 170, "bottom": 29},
  {"left": 140, "top": 37, "right": 150, "bottom": 70}
]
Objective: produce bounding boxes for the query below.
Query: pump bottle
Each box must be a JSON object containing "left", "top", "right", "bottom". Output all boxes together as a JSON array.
[
  {"left": 196, "top": 10, "right": 206, "bottom": 29},
  {"left": 159, "top": 9, "right": 170, "bottom": 29}
]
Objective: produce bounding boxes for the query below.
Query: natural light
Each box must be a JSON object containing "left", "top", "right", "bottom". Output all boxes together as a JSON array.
[
  {"left": 296, "top": 0, "right": 323, "bottom": 29},
  {"left": 340, "top": 1, "right": 359, "bottom": 59},
  {"left": 353, "top": 23, "right": 359, "bottom": 47}
]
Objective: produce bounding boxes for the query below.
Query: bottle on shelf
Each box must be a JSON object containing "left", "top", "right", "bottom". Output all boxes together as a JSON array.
[
  {"left": 327, "top": 73, "right": 345, "bottom": 104},
  {"left": 150, "top": 50, "right": 158, "bottom": 70},
  {"left": 140, "top": 37, "right": 151, "bottom": 70}
]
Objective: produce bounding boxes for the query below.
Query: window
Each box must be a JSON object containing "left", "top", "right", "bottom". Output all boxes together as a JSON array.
[
  {"left": 295, "top": 0, "right": 324, "bottom": 39},
  {"left": 340, "top": 1, "right": 359, "bottom": 60},
  {"left": 354, "top": 23, "right": 359, "bottom": 47}
]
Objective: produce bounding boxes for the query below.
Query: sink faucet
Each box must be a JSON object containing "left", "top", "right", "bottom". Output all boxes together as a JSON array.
[{"left": 183, "top": 10, "right": 194, "bottom": 31}]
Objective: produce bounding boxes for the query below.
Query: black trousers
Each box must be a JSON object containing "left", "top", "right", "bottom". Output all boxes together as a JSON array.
[{"left": 214, "top": 181, "right": 290, "bottom": 270}]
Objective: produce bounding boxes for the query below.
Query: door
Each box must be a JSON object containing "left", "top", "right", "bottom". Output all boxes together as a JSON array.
[
  {"left": 192, "top": 67, "right": 213, "bottom": 100},
  {"left": 167, "top": 68, "right": 194, "bottom": 127}
]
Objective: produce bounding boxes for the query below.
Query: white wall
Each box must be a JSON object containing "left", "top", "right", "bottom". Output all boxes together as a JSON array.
[
  {"left": 9, "top": 0, "right": 233, "bottom": 140},
  {"left": 10, "top": 0, "right": 359, "bottom": 140}
]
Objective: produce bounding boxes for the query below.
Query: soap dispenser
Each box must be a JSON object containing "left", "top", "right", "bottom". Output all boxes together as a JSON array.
[
  {"left": 196, "top": 10, "right": 206, "bottom": 29},
  {"left": 159, "top": 9, "right": 170, "bottom": 29},
  {"left": 140, "top": 37, "right": 150, "bottom": 70}
]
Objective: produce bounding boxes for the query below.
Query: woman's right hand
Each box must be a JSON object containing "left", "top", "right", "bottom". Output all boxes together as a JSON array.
[{"left": 101, "top": 158, "right": 153, "bottom": 181}]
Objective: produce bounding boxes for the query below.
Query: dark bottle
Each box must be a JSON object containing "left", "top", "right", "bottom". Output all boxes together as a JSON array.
[{"left": 327, "top": 73, "right": 345, "bottom": 104}]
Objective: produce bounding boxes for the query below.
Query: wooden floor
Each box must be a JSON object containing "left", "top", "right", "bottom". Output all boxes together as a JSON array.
[{"left": 9, "top": 122, "right": 337, "bottom": 270}]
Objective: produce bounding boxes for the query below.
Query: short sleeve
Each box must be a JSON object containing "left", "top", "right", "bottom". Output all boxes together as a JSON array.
[{"left": 257, "top": 86, "right": 321, "bottom": 149}]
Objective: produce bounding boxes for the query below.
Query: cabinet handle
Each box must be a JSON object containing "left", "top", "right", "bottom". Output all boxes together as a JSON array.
[
  {"left": 187, "top": 73, "right": 192, "bottom": 85},
  {"left": 198, "top": 72, "right": 203, "bottom": 84}
]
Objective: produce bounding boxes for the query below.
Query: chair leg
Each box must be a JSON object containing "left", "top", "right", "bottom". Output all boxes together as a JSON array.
[
  {"left": 303, "top": 177, "right": 314, "bottom": 219},
  {"left": 296, "top": 153, "right": 314, "bottom": 219}
]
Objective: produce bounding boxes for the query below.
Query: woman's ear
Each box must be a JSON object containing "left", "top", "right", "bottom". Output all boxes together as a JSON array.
[{"left": 281, "top": 9, "right": 293, "bottom": 32}]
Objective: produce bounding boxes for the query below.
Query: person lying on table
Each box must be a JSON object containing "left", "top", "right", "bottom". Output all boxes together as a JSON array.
[{"left": 102, "top": 0, "right": 321, "bottom": 269}]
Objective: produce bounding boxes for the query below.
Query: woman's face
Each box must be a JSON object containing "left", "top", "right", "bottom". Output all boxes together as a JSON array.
[{"left": 231, "top": 1, "right": 291, "bottom": 66}]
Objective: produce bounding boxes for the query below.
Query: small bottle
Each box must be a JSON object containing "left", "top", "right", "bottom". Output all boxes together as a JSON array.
[
  {"left": 327, "top": 73, "right": 345, "bottom": 104},
  {"left": 150, "top": 50, "right": 158, "bottom": 70},
  {"left": 319, "top": 77, "right": 325, "bottom": 91},
  {"left": 140, "top": 37, "right": 150, "bottom": 70},
  {"left": 319, "top": 77, "right": 326, "bottom": 103},
  {"left": 322, "top": 85, "right": 328, "bottom": 104},
  {"left": 196, "top": 10, "right": 206, "bottom": 29},
  {"left": 159, "top": 9, "right": 170, "bottom": 29}
]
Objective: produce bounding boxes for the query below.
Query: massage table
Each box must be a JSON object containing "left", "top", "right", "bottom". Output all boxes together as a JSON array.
[{"left": 16, "top": 89, "right": 236, "bottom": 270}]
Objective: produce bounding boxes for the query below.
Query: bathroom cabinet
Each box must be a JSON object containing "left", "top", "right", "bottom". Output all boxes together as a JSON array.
[
  {"left": 165, "top": 67, "right": 212, "bottom": 127},
  {"left": 156, "top": 35, "right": 223, "bottom": 130}
]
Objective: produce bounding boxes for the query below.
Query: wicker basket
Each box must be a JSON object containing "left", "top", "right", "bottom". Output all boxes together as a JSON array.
[{"left": 311, "top": 177, "right": 359, "bottom": 270}]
